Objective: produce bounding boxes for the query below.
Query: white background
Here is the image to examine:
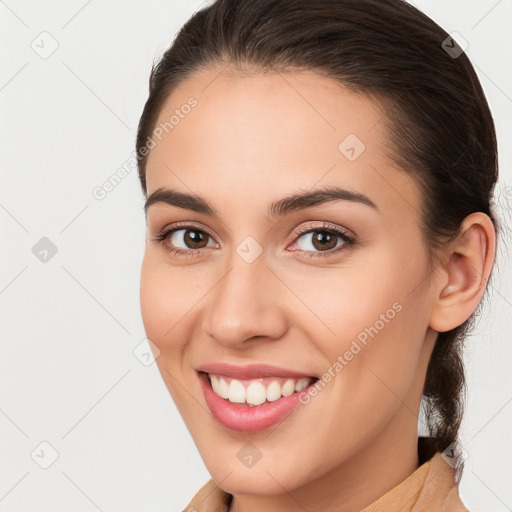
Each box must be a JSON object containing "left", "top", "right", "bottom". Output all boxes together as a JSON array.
[{"left": 1, "top": 0, "right": 511, "bottom": 510}]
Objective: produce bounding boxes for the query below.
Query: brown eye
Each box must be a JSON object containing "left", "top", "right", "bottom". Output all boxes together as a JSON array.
[
  {"left": 294, "top": 229, "right": 347, "bottom": 253},
  {"left": 310, "top": 231, "right": 338, "bottom": 251},
  {"left": 287, "top": 222, "right": 357, "bottom": 259},
  {"left": 150, "top": 223, "right": 220, "bottom": 258},
  {"left": 169, "top": 228, "right": 214, "bottom": 250}
]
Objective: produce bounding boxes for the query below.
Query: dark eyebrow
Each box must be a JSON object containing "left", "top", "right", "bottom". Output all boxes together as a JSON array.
[
  {"left": 144, "top": 185, "right": 380, "bottom": 220},
  {"left": 265, "top": 186, "right": 380, "bottom": 220},
  {"left": 145, "top": 187, "right": 216, "bottom": 217}
]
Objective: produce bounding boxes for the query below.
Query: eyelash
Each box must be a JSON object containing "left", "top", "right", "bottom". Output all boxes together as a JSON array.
[{"left": 149, "top": 221, "right": 357, "bottom": 259}]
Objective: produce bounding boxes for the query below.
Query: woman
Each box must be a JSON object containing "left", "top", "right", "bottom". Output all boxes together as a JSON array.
[{"left": 136, "top": 0, "right": 499, "bottom": 510}]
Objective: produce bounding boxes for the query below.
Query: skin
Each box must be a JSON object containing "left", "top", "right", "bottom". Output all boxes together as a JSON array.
[{"left": 139, "top": 65, "right": 496, "bottom": 512}]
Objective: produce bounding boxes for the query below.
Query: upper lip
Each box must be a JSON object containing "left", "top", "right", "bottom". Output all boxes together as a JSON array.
[{"left": 197, "top": 362, "right": 317, "bottom": 380}]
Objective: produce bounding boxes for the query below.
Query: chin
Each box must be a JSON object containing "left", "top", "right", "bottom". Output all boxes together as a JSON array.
[{"left": 211, "top": 466, "right": 304, "bottom": 496}]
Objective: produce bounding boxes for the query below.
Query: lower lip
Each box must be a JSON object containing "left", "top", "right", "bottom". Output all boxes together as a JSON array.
[{"left": 198, "top": 372, "right": 316, "bottom": 432}]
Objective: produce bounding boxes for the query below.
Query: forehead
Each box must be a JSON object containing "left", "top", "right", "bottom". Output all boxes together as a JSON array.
[{"left": 145, "top": 65, "right": 421, "bottom": 222}]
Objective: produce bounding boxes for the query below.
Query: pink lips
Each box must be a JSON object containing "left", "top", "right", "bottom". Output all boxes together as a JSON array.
[
  {"left": 196, "top": 362, "right": 318, "bottom": 432},
  {"left": 196, "top": 362, "right": 316, "bottom": 380}
]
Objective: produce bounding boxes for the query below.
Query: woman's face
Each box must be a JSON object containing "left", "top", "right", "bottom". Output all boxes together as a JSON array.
[{"left": 140, "top": 67, "right": 439, "bottom": 495}]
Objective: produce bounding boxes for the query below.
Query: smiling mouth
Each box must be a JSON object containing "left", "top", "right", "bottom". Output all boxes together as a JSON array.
[{"left": 203, "top": 371, "right": 319, "bottom": 407}]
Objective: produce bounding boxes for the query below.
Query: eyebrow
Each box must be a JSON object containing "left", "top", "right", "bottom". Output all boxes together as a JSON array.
[{"left": 144, "top": 185, "right": 380, "bottom": 221}]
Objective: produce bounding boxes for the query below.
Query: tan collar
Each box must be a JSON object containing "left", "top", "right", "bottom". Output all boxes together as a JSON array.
[
  {"left": 362, "top": 451, "right": 467, "bottom": 511},
  {"left": 184, "top": 450, "right": 468, "bottom": 512}
]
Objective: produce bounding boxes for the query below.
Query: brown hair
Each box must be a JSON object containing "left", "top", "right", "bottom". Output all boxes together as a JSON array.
[{"left": 135, "top": 0, "right": 499, "bottom": 466}]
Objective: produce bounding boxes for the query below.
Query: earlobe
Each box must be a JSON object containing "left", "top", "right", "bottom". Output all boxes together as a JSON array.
[{"left": 429, "top": 213, "right": 496, "bottom": 333}]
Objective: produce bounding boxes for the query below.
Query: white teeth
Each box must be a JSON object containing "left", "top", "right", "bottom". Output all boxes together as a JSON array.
[
  {"left": 246, "top": 381, "right": 267, "bottom": 406},
  {"left": 281, "top": 379, "right": 295, "bottom": 397},
  {"left": 210, "top": 375, "right": 229, "bottom": 399},
  {"left": 266, "top": 381, "right": 282, "bottom": 402},
  {"left": 228, "top": 379, "right": 246, "bottom": 403},
  {"left": 217, "top": 376, "right": 229, "bottom": 399},
  {"left": 209, "top": 374, "right": 314, "bottom": 405},
  {"left": 210, "top": 375, "right": 222, "bottom": 396},
  {"left": 295, "top": 378, "right": 310, "bottom": 392}
]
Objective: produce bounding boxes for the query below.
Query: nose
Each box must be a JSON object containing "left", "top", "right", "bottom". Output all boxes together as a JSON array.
[{"left": 201, "top": 254, "right": 288, "bottom": 348}]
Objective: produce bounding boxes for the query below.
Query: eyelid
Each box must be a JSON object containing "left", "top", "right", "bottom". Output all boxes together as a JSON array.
[
  {"left": 148, "top": 221, "right": 219, "bottom": 254},
  {"left": 155, "top": 220, "right": 217, "bottom": 241},
  {"left": 287, "top": 220, "right": 356, "bottom": 244}
]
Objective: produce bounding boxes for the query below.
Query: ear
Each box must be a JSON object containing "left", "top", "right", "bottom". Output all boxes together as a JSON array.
[{"left": 429, "top": 212, "right": 496, "bottom": 333}]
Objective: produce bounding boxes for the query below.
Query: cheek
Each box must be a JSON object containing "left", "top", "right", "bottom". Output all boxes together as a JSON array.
[
  {"left": 140, "top": 256, "right": 169, "bottom": 345},
  {"left": 140, "top": 253, "right": 203, "bottom": 410},
  {"left": 139, "top": 252, "right": 202, "bottom": 351},
  {"left": 280, "top": 262, "right": 412, "bottom": 352},
  {"left": 293, "top": 248, "right": 429, "bottom": 396}
]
